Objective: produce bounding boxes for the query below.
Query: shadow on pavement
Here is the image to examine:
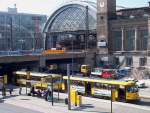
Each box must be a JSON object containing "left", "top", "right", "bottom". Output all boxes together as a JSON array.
[
  {"left": 20, "top": 98, "right": 31, "bottom": 100},
  {"left": 2, "top": 95, "right": 18, "bottom": 100},
  {"left": 72, "top": 104, "right": 109, "bottom": 113},
  {"left": 53, "top": 98, "right": 65, "bottom": 103},
  {"left": 0, "top": 95, "right": 18, "bottom": 103},
  {"left": 0, "top": 99, "right": 4, "bottom": 103},
  {"left": 132, "top": 100, "right": 150, "bottom": 107}
]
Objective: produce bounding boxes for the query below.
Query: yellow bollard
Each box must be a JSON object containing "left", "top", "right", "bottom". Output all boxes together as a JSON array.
[
  {"left": 4, "top": 75, "right": 8, "bottom": 84},
  {"left": 112, "top": 90, "right": 116, "bottom": 102},
  {"left": 76, "top": 95, "right": 82, "bottom": 106},
  {"left": 70, "top": 90, "right": 77, "bottom": 106}
]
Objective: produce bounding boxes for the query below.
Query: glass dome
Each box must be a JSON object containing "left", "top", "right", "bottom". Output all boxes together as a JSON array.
[{"left": 44, "top": 1, "right": 97, "bottom": 33}]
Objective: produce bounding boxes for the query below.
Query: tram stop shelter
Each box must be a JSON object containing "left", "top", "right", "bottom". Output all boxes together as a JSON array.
[{"left": 14, "top": 71, "right": 62, "bottom": 106}]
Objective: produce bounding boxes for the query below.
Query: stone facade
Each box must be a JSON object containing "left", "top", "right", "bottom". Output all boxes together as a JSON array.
[{"left": 96, "top": 0, "right": 150, "bottom": 68}]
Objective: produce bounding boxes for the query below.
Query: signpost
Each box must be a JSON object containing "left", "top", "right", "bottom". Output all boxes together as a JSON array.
[
  {"left": 67, "top": 64, "right": 71, "bottom": 110},
  {"left": 51, "top": 76, "right": 54, "bottom": 106},
  {"left": 111, "top": 88, "right": 113, "bottom": 113}
]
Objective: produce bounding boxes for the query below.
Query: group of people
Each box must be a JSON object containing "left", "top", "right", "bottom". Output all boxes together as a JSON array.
[{"left": 29, "top": 86, "right": 52, "bottom": 101}]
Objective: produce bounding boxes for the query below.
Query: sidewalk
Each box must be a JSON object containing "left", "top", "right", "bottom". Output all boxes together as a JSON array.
[{"left": 1, "top": 87, "right": 150, "bottom": 113}]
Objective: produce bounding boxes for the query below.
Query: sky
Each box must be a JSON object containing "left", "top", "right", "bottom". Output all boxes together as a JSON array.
[{"left": 0, "top": 0, "right": 149, "bottom": 16}]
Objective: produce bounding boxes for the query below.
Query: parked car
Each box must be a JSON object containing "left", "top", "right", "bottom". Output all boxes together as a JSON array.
[{"left": 136, "top": 80, "right": 146, "bottom": 88}]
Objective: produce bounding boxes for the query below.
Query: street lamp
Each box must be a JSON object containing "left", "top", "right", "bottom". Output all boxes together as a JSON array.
[
  {"left": 68, "top": 34, "right": 74, "bottom": 75},
  {"left": 67, "top": 64, "right": 71, "bottom": 110},
  {"left": 43, "top": 32, "right": 46, "bottom": 50},
  {"left": 10, "top": 16, "right": 13, "bottom": 51}
]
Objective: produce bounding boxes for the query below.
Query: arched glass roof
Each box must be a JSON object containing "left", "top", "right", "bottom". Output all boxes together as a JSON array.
[{"left": 44, "top": 0, "right": 97, "bottom": 33}]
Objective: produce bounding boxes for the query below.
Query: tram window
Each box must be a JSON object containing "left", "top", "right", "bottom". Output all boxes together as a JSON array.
[
  {"left": 94, "top": 83, "right": 100, "bottom": 88},
  {"left": 108, "top": 85, "right": 112, "bottom": 90},
  {"left": 127, "top": 86, "right": 138, "bottom": 93},
  {"left": 103, "top": 84, "right": 108, "bottom": 89},
  {"left": 72, "top": 81, "right": 78, "bottom": 85},
  {"left": 17, "top": 75, "right": 26, "bottom": 79},
  {"left": 82, "top": 66, "right": 86, "bottom": 69},
  {"left": 111, "top": 85, "right": 117, "bottom": 89},
  {"left": 73, "top": 81, "right": 84, "bottom": 86},
  {"left": 94, "top": 83, "right": 115, "bottom": 90}
]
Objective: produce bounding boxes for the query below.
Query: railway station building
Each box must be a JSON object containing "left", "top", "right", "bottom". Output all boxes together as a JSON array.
[
  {"left": 44, "top": 0, "right": 150, "bottom": 68},
  {"left": 0, "top": 6, "right": 47, "bottom": 52}
]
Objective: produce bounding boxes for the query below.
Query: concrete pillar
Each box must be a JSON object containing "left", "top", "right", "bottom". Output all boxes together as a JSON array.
[
  {"left": 147, "top": 57, "right": 150, "bottom": 67},
  {"left": 135, "top": 28, "right": 138, "bottom": 51},
  {"left": 119, "top": 56, "right": 126, "bottom": 67},
  {"left": 84, "top": 51, "right": 96, "bottom": 68},
  {"left": 121, "top": 28, "right": 124, "bottom": 51}
]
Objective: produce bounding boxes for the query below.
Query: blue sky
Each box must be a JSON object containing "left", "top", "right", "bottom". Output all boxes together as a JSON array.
[
  {"left": 117, "top": 0, "right": 149, "bottom": 8},
  {"left": 0, "top": 0, "right": 149, "bottom": 15}
]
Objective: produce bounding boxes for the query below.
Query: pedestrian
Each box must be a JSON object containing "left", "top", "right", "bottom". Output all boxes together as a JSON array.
[
  {"left": 2, "top": 86, "right": 6, "bottom": 97},
  {"left": 44, "top": 89, "right": 49, "bottom": 101},
  {"left": 19, "top": 87, "right": 22, "bottom": 95},
  {"left": 30, "top": 86, "right": 35, "bottom": 96},
  {"left": 9, "top": 86, "right": 13, "bottom": 96},
  {"left": 37, "top": 89, "right": 42, "bottom": 97}
]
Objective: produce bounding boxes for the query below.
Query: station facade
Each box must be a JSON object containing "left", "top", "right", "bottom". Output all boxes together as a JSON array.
[
  {"left": 44, "top": 0, "right": 150, "bottom": 68},
  {"left": 97, "top": 0, "right": 150, "bottom": 68}
]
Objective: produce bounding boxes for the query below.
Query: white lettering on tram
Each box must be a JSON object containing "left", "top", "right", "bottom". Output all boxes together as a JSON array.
[{"left": 93, "top": 89, "right": 111, "bottom": 97}]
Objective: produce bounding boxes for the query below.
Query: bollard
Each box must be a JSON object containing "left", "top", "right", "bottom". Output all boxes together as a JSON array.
[
  {"left": 76, "top": 95, "right": 82, "bottom": 107},
  {"left": 70, "top": 90, "right": 77, "bottom": 106}
]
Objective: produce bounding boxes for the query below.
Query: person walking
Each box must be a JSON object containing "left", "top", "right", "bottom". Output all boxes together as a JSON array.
[
  {"left": 2, "top": 86, "right": 6, "bottom": 97},
  {"left": 19, "top": 87, "right": 22, "bottom": 95},
  {"left": 9, "top": 85, "right": 13, "bottom": 96}
]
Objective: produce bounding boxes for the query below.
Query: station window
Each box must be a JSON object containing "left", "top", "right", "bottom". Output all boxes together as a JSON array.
[
  {"left": 124, "top": 29, "right": 135, "bottom": 51},
  {"left": 126, "top": 57, "right": 133, "bottom": 66},
  {"left": 139, "top": 57, "right": 147, "bottom": 66},
  {"left": 137, "top": 29, "right": 148, "bottom": 50},
  {"left": 113, "top": 30, "right": 122, "bottom": 51}
]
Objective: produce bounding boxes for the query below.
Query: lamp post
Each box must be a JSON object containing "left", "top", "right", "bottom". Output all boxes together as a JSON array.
[
  {"left": 67, "top": 64, "right": 71, "bottom": 110},
  {"left": 43, "top": 32, "right": 47, "bottom": 50},
  {"left": 69, "top": 34, "right": 74, "bottom": 75},
  {"left": 85, "top": 6, "right": 89, "bottom": 51},
  {"left": 10, "top": 17, "right": 13, "bottom": 51},
  {"left": 111, "top": 87, "right": 113, "bottom": 113},
  {"left": 18, "top": 39, "right": 25, "bottom": 51}
]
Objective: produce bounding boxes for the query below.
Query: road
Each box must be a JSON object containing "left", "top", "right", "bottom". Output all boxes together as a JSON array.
[
  {"left": 0, "top": 93, "right": 149, "bottom": 113},
  {"left": 0, "top": 103, "right": 42, "bottom": 113}
]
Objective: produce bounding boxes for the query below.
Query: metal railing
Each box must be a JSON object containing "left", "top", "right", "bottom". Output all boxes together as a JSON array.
[{"left": 0, "top": 49, "right": 43, "bottom": 56}]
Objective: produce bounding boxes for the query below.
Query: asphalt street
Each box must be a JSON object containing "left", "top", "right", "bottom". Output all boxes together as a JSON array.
[{"left": 0, "top": 103, "right": 42, "bottom": 113}]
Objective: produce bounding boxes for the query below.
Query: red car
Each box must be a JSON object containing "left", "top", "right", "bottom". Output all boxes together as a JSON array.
[{"left": 102, "top": 71, "right": 113, "bottom": 79}]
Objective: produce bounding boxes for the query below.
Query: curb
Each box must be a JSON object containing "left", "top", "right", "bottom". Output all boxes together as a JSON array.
[{"left": 140, "top": 95, "right": 150, "bottom": 99}]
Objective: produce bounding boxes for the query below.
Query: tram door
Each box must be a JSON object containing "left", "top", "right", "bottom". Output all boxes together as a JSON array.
[
  {"left": 85, "top": 82, "right": 91, "bottom": 95},
  {"left": 118, "top": 86, "right": 126, "bottom": 101}
]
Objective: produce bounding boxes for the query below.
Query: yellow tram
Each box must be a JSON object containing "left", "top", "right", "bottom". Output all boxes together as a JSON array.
[
  {"left": 14, "top": 71, "right": 63, "bottom": 90},
  {"left": 63, "top": 76, "right": 140, "bottom": 102}
]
